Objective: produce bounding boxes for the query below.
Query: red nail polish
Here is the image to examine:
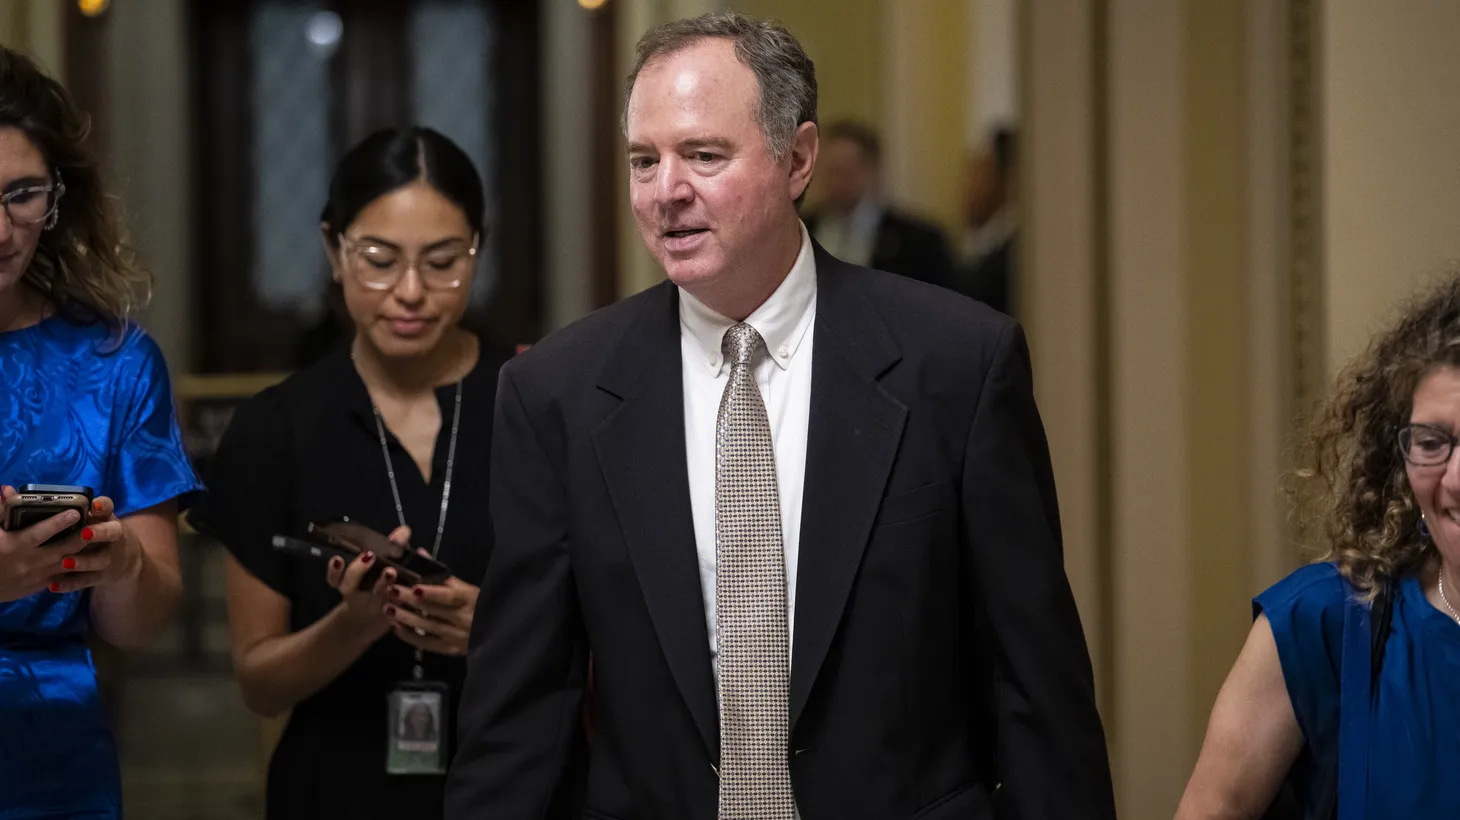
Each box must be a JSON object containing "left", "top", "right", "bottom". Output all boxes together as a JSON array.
[
  {"left": 362, "top": 552, "right": 375, "bottom": 564},
  {"left": 62, "top": 557, "right": 76, "bottom": 570},
  {"left": 413, "top": 587, "right": 425, "bottom": 598},
  {"left": 92, "top": 500, "right": 102, "bottom": 512},
  {"left": 49, "top": 582, "right": 60, "bottom": 593},
  {"left": 385, "top": 606, "right": 396, "bottom": 617},
  {"left": 81, "top": 528, "right": 93, "bottom": 542}
]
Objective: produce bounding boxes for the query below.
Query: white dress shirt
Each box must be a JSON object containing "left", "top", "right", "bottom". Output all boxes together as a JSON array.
[{"left": 680, "top": 221, "right": 817, "bottom": 699}]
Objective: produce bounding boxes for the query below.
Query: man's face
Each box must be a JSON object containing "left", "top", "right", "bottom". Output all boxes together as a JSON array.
[
  {"left": 817, "top": 136, "right": 875, "bottom": 213},
  {"left": 964, "top": 150, "right": 1007, "bottom": 228},
  {"left": 625, "top": 38, "right": 809, "bottom": 294}
]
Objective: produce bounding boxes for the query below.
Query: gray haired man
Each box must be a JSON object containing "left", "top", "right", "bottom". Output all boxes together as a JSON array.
[{"left": 446, "top": 12, "right": 1114, "bottom": 820}]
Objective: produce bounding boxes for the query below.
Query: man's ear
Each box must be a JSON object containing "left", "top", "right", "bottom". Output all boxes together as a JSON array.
[{"left": 787, "top": 121, "right": 819, "bottom": 202}]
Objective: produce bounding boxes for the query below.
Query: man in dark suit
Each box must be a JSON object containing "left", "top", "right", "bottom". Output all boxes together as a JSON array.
[
  {"left": 446, "top": 11, "right": 1114, "bottom": 820},
  {"left": 802, "top": 120, "right": 956, "bottom": 290},
  {"left": 953, "top": 127, "right": 1018, "bottom": 317}
]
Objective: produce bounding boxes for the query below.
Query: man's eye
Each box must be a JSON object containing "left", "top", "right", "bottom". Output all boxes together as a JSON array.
[
  {"left": 693, "top": 152, "right": 716, "bottom": 163},
  {"left": 630, "top": 157, "right": 655, "bottom": 170}
]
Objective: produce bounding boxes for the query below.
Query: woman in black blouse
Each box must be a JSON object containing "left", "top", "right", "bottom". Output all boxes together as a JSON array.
[{"left": 188, "top": 127, "right": 510, "bottom": 819}]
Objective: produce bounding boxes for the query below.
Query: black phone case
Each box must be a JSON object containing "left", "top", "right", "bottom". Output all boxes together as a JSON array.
[{"left": 4, "top": 485, "right": 92, "bottom": 546}]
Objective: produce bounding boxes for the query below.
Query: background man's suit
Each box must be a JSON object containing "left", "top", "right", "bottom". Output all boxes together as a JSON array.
[
  {"left": 803, "top": 207, "right": 955, "bottom": 291},
  {"left": 445, "top": 244, "right": 1116, "bottom": 820}
]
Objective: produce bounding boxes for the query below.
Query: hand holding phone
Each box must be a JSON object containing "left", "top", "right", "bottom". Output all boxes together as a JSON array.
[
  {"left": 306, "top": 519, "right": 452, "bottom": 588},
  {"left": 2, "top": 484, "right": 92, "bottom": 546},
  {"left": 382, "top": 573, "right": 480, "bottom": 657},
  {"left": 0, "top": 485, "right": 89, "bottom": 603},
  {"left": 4, "top": 488, "right": 147, "bottom": 596},
  {"left": 324, "top": 542, "right": 399, "bottom": 637},
  {"left": 269, "top": 522, "right": 419, "bottom": 638}
]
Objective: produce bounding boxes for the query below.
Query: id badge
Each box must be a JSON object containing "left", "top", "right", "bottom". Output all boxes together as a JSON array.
[{"left": 386, "top": 680, "right": 449, "bottom": 775}]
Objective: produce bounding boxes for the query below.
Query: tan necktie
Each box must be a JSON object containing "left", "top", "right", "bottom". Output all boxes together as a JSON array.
[{"left": 714, "top": 322, "right": 795, "bottom": 820}]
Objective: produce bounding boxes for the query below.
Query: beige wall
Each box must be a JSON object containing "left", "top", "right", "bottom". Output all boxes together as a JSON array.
[
  {"left": 1322, "top": 0, "right": 1460, "bottom": 375},
  {"left": 1025, "top": 1, "right": 1296, "bottom": 817},
  {"left": 881, "top": 0, "right": 970, "bottom": 236},
  {"left": 107, "top": 0, "right": 193, "bottom": 373},
  {"left": 542, "top": 0, "right": 598, "bottom": 330},
  {"left": 733, "top": 0, "right": 882, "bottom": 131}
]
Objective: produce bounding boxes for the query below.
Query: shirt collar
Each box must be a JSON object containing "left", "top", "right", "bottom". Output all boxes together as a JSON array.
[{"left": 679, "top": 220, "right": 818, "bottom": 375}]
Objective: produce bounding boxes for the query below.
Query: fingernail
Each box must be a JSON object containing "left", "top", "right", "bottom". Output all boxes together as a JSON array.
[
  {"left": 62, "top": 557, "right": 76, "bottom": 570},
  {"left": 388, "top": 587, "right": 400, "bottom": 599},
  {"left": 384, "top": 569, "right": 397, "bottom": 582},
  {"left": 362, "top": 552, "right": 375, "bottom": 564},
  {"left": 330, "top": 557, "right": 343, "bottom": 570},
  {"left": 81, "top": 528, "right": 93, "bottom": 541},
  {"left": 49, "top": 582, "right": 60, "bottom": 593},
  {"left": 412, "top": 587, "right": 424, "bottom": 599},
  {"left": 384, "top": 606, "right": 396, "bottom": 618},
  {"left": 92, "top": 500, "right": 102, "bottom": 512}
]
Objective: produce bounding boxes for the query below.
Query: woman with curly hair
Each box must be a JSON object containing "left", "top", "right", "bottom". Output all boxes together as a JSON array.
[
  {"left": 0, "top": 46, "right": 202, "bottom": 818},
  {"left": 1174, "top": 276, "right": 1460, "bottom": 819}
]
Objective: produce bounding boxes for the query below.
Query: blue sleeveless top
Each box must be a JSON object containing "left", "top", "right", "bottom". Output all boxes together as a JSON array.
[
  {"left": 0, "top": 315, "right": 203, "bottom": 819},
  {"left": 1256, "top": 561, "right": 1460, "bottom": 817}
]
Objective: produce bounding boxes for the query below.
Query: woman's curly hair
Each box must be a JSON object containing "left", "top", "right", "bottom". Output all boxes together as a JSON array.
[
  {"left": 1293, "top": 274, "right": 1460, "bottom": 596},
  {"left": 0, "top": 46, "right": 150, "bottom": 326}
]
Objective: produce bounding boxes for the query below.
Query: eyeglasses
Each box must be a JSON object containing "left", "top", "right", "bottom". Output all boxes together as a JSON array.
[
  {"left": 337, "top": 233, "right": 478, "bottom": 291},
  {"left": 1, "top": 172, "right": 64, "bottom": 228},
  {"left": 1398, "top": 423, "right": 1459, "bottom": 467}
]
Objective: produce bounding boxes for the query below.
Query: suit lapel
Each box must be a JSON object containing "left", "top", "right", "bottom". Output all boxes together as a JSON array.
[
  {"left": 591, "top": 282, "right": 720, "bottom": 759},
  {"left": 791, "top": 247, "right": 907, "bottom": 732}
]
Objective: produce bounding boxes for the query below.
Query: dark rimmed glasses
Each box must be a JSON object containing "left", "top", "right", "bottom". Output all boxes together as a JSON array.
[{"left": 1398, "top": 423, "right": 1459, "bottom": 467}]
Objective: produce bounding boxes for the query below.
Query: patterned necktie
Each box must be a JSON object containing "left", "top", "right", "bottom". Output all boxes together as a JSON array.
[{"left": 715, "top": 322, "right": 795, "bottom": 820}]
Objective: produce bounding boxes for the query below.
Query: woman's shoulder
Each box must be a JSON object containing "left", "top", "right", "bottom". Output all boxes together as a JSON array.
[
  {"left": 246, "top": 349, "right": 353, "bottom": 415},
  {"left": 1254, "top": 561, "right": 1353, "bottom": 683},
  {"left": 46, "top": 315, "right": 161, "bottom": 365},
  {"left": 1254, "top": 560, "right": 1350, "bottom": 619}
]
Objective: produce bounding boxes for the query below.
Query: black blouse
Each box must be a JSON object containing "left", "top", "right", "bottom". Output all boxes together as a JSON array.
[{"left": 188, "top": 344, "right": 510, "bottom": 820}]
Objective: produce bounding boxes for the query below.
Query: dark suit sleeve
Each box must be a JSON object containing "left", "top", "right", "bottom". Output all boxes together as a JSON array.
[
  {"left": 915, "top": 224, "right": 955, "bottom": 291},
  {"left": 960, "top": 322, "right": 1116, "bottom": 819},
  {"left": 446, "top": 362, "right": 588, "bottom": 820}
]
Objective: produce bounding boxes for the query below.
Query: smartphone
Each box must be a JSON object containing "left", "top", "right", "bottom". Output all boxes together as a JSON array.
[
  {"left": 306, "top": 518, "right": 453, "bottom": 587},
  {"left": 3, "top": 484, "right": 93, "bottom": 546},
  {"left": 270, "top": 534, "right": 352, "bottom": 566}
]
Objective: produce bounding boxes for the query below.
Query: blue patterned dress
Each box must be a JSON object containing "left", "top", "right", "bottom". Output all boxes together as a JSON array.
[{"left": 0, "top": 314, "right": 203, "bottom": 819}]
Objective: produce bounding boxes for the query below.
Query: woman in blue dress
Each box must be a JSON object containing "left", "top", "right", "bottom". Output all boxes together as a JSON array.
[
  {"left": 1175, "top": 275, "right": 1460, "bottom": 818},
  {"left": 0, "top": 46, "right": 203, "bottom": 818}
]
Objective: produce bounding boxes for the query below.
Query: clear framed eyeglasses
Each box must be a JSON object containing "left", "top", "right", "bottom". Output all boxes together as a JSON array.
[
  {"left": 1, "top": 171, "right": 64, "bottom": 228},
  {"left": 337, "top": 233, "right": 479, "bottom": 291}
]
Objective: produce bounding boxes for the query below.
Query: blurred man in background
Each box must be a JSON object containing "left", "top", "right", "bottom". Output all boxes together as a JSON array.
[
  {"left": 954, "top": 126, "right": 1018, "bottom": 317},
  {"left": 802, "top": 120, "right": 954, "bottom": 290}
]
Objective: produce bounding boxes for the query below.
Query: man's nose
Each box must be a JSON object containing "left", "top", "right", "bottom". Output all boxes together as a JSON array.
[{"left": 654, "top": 157, "right": 693, "bottom": 207}]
